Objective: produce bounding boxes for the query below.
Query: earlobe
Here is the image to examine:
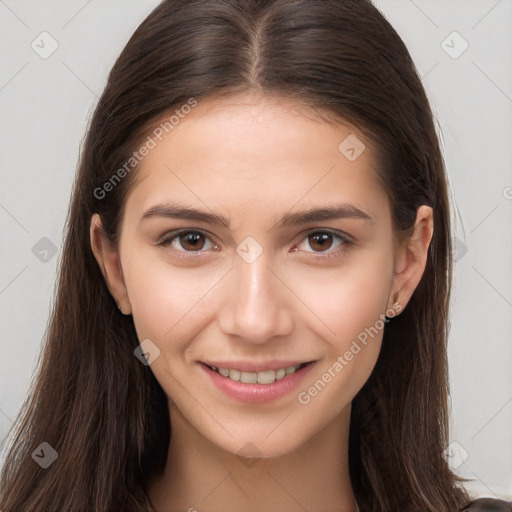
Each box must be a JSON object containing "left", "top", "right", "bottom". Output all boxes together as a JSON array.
[
  {"left": 388, "top": 205, "right": 434, "bottom": 313},
  {"left": 89, "top": 214, "right": 132, "bottom": 315}
]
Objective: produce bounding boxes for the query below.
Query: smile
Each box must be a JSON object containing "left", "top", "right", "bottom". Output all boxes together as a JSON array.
[
  {"left": 206, "top": 362, "right": 311, "bottom": 385},
  {"left": 200, "top": 360, "right": 317, "bottom": 403}
]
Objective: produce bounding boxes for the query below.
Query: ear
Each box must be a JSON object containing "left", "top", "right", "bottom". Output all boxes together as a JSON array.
[
  {"left": 90, "top": 213, "right": 132, "bottom": 315},
  {"left": 388, "top": 205, "right": 434, "bottom": 313}
]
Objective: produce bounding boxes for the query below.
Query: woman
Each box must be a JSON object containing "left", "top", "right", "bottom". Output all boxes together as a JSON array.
[{"left": 0, "top": 0, "right": 509, "bottom": 511}]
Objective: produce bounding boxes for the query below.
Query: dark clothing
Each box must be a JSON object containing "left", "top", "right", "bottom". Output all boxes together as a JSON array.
[{"left": 462, "top": 498, "right": 512, "bottom": 511}]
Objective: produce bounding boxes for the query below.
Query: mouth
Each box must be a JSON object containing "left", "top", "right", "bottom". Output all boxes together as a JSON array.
[
  {"left": 203, "top": 361, "right": 314, "bottom": 385},
  {"left": 199, "top": 360, "right": 318, "bottom": 403}
]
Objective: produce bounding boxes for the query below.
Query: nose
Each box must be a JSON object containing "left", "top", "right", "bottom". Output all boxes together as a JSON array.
[{"left": 217, "top": 248, "right": 295, "bottom": 344}]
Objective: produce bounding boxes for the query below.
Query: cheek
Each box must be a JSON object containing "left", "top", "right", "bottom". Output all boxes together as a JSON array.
[
  {"left": 122, "top": 255, "right": 225, "bottom": 402},
  {"left": 287, "top": 249, "right": 393, "bottom": 347},
  {"left": 288, "top": 250, "right": 392, "bottom": 408},
  {"left": 122, "top": 250, "right": 224, "bottom": 347}
]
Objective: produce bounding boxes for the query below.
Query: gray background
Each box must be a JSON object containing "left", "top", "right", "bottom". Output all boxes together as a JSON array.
[{"left": 0, "top": 0, "right": 511, "bottom": 500}]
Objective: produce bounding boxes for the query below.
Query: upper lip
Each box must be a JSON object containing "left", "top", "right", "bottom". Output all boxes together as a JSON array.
[{"left": 201, "top": 360, "right": 315, "bottom": 372}]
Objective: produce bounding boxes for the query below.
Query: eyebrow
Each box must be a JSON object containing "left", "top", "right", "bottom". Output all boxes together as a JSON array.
[{"left": 140, "top": 201, "right": 374, "bottom": 230}]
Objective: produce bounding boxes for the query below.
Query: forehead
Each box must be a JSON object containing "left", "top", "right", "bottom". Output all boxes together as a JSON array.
[{"left": 123, "top": 93, "right": 388, "bottom": 224}]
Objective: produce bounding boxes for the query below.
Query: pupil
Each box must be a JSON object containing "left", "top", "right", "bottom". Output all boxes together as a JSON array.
[
  {"left": 181, "top": 232, "right": 204, "bottom": 250},
  {"left": 310, "top": 233, "right": 332, "bottom": 251}
]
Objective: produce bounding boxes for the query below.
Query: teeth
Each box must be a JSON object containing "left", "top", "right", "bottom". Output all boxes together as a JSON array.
[
  {"left": 229, "top": 369, "right": 240, "bottom": 381},
  {"left": 213, "top": 364, "right": 305, "bottom": 385},
  {"left": 240, "top": 371, "right": 257, "bottom": 384},
  {"left": 257, "top": 370, "right": 275, "bottom": 384}
]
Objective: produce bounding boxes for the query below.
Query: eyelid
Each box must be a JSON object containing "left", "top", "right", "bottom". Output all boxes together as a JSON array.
[
  {"left": 298, "top": 227, "right": 354, "bottom": 245},
  {"left": 293, "top": 228, "right": 353, "bottom": 255},
  {"left": 156, "top": 229, "right": 219, "bottom": 255}
]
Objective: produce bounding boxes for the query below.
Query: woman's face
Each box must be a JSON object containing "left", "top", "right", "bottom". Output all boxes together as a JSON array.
[{"left": 94, "top": 93, "right": 407, "bottom": 458}]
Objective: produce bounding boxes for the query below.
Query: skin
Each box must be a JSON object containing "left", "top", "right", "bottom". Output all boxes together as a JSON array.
[{"left": 90, "top": 91, "right": 433, "bottom": 512}]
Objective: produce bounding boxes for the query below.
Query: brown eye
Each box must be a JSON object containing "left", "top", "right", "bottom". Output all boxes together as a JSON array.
[
  {"left": 308, "top": 232, "right": 334, "bottom": 252},
  {"left": 157, "top": 230, "right": 217, "bottom": 253},
  {"left": 179, "top": 232, "right": 206, "bottom": 251},
  {"left": 294, "top": 230, "right": 351, "bottom": 257}
]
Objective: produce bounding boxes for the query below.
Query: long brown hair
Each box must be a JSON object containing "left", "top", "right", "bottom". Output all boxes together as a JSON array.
[{"left": 0, "top": 1, "right": 472, "bottom": 510}]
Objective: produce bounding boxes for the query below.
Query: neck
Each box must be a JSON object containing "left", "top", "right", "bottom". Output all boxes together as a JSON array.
[{"left": 148, "top": 403, "right": 357, "bottom": 512}]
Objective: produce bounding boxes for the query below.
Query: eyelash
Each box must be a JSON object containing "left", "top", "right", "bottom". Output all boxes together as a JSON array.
[{"left": 156, "top": 228, "right": 354, "bottom": 261}]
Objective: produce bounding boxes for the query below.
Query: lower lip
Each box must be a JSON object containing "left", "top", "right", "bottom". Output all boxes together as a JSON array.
[{"left": 200, "top": 362, "right": 316, "bottom": 404}]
